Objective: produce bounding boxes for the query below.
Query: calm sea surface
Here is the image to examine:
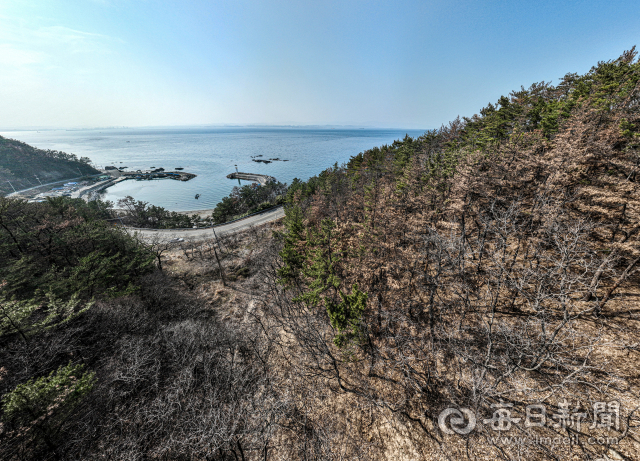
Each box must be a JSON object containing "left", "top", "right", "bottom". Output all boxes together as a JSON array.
[{"left": 1, "top": 127, "right": 425, "bottom": 212}]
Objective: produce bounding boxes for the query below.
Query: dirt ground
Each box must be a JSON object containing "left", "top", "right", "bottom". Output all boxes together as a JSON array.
[{"left": 175, "top": 208, "right": 216, "bottom": 219}]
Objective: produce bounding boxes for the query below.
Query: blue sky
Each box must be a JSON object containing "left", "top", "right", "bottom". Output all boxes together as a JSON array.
[{"left": 0, "top": 0, "right": 638, "bottom": 129}]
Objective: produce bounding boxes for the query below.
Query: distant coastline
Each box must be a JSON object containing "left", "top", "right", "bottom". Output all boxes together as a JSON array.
[{"left": 1, "top": 127, "right": 426, "bottom": 211}]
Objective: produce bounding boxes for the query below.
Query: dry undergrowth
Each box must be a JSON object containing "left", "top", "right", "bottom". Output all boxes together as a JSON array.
[
  {"left": 159, "top": 213, "right": 640, "bottom": 460},
  {"left": 150, "top": 52, "right": 640, "bottom": 460}
]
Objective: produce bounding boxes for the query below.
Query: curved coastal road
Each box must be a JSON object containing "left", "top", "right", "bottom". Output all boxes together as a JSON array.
[{"left": 128, "top": 206, "right": 285, "bottom": 242}]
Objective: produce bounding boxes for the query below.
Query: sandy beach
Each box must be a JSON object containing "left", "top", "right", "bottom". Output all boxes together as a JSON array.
[{"left": 176, "top": 209, "right": 215, "bottom": 219}]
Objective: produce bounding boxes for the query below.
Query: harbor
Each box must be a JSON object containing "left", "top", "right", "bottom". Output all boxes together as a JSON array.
[
  {"left": 11, "top": 168, "right": 276, "bottom": 206},
  {"left": 78, "top": 169, "right": 198, "bottom": 201},
  {"left": 10, "top": 168, "right": 198, "bottom": 203}
]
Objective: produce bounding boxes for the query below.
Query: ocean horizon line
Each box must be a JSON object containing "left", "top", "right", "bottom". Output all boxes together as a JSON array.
[{"left": 1, "top": 124, "right": 429, "bottom": 132}]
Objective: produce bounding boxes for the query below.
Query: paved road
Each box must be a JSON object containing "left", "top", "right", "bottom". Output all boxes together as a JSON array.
[
  {"left": 128, "top": 206, "right": 285, "bottom": 242},
  {"left": 6, "top": 174, "right": 102, "bottom": 197}
]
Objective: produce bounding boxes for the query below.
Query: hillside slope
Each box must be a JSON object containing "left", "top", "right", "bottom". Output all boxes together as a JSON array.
[
  {"left": 0, "top": 135, "right": 99, "bottom": 195},
  {"left": 1, "top": 48, "right": 639, "bottom": 461},
  {"left": 269, "top": 47, "right": 640, "bottom": 460}
]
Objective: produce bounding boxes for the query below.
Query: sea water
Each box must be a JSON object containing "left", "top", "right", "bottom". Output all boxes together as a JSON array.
[{"left": 1, "top": 127, "right": 425, "bottom": 212}]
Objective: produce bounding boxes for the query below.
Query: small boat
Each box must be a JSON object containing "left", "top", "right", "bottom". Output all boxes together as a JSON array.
[
  {"left": 175, "top": 167, "right": 184, "bottom": 170},
  {"left": 195, "top": 194, "right": 200, "bottom": 199}
]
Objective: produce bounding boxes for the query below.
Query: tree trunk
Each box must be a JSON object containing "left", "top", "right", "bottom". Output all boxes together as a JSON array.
[
  {"left": 583, "top": 249, "right": 617, "bottom": 301},
  {"left": 213, "top": 228, "right": 226, "bottom": 286},
  {"left": 599, "top": 255, "right": 640, "bottom": 310}
]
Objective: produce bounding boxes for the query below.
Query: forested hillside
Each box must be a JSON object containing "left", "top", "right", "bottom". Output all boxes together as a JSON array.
[
  {"left": 0, "top": 136, "right": 98, "bottom": 195},
  {"left": 1, "top": 48, "right": 639, "bottom": 460},
  {"left": 271, "top": 47, "right": 640, "bottom": 460}
]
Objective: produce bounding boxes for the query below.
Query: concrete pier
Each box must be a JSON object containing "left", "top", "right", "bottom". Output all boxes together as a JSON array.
[
  {"left": 226, "top": 172, "right": 276, "bottom": 185},
  {"left": 72, "top": 177, "right": 127, "bottom": 200}
]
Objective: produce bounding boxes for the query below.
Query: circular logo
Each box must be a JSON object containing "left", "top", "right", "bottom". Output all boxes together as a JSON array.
[{"left": 438, "top": 408, "right": 476, "bottom": 435}]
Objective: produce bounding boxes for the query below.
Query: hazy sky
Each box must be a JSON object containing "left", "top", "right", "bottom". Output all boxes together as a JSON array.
[{"left": 1, "top": 0, "right": 638, "bottom": 129}]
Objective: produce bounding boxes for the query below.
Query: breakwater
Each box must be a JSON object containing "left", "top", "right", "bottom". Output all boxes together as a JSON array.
[
  {"left": 122, "top": 170, "right": 197, "bottom": 181},
  {"left": 72, "top": 177, "right": 126, "bottom": 200},
  {"left": 226, "top": 172, "right": 276, "bottom": 185}
]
